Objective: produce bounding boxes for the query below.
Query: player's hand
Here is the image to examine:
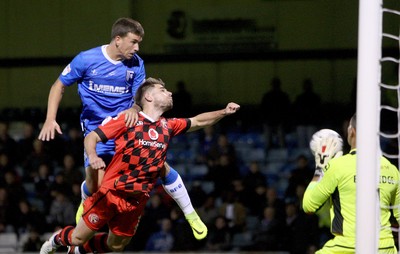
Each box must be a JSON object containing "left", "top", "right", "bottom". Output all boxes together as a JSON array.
[
  {"left": 118, "top": 107, "right": 139, "bottom": 127},
  {"left": 88, "top": 155, "right": 106, "bottom": 170},
  {"left": 38, "top": 120, "right": 62, "bottom": 141},
  {"left": 223, "top": 102, "right": 240, "bottom": 115},
  {"left": 310, "top": 129, "right": 343, "bottom": 180}
]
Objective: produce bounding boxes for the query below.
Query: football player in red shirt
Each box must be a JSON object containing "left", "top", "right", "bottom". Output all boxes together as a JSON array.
[{"left": 40, "top": 77, "right": 240, "bottom": 254}]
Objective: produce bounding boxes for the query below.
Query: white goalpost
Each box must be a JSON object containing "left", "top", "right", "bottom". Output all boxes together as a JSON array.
[
  {"left": 356, "top": 0, "right": 400, "bottom": 253},
  {"left": 355, "top": 0, "right": 382, "bottom": 253}
]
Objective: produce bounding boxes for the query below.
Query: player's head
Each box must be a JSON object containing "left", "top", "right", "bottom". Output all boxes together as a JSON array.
[
  {"left": 135, "top": 77, "right": 173, "bottom": 111},
  {"left": 111, "top": 18, "right": 144, "bottom": 60},
  {"left": 347, "top": 113, "right": 357, "bottom": 148},
  {"left": 111, "top": 18, "right": 144, "bottom": 39}
]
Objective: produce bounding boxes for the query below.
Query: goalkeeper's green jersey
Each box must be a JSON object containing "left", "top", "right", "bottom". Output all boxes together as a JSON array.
[{"left": 303, "top": 149, "right": 400, "bottom": 248}]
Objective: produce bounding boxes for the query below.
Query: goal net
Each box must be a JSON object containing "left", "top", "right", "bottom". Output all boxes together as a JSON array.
[{"left": 356, "top": 0, "right": 399, "bottom": 253}]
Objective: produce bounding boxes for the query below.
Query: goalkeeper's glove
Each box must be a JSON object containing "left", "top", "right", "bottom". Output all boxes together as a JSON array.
[{"left": 310, "top": 129, "right": 343, "bottom": 180}]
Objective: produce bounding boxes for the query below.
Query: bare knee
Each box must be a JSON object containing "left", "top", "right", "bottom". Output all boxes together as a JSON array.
[{"left": 107, "top": 236, "right": 130, "bottom": 252}]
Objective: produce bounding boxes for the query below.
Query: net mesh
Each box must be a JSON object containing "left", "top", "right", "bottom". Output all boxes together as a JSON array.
[{"left": 379, "top": 0, "right": 400, "bottom": 250}]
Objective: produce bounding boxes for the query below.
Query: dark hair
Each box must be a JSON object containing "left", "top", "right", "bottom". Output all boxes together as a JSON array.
[
  {"left": 134, "top": 77, "right": 165, "bottom": 107},
  {"left": 111, "top": 18, "right": 144, "bottom": 39}
]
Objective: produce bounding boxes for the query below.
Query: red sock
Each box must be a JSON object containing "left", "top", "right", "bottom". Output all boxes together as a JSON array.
[
  {"left": 82, "top": 232, "right": 111, "bottom": 253},
  {"left": 55, "top": 225, "right": 75, "bottom": 246}
]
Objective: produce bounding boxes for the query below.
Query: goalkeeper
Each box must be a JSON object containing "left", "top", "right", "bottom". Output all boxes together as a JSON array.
[{"left": 303, "top": 113, "right": 400, "bottom": 254}]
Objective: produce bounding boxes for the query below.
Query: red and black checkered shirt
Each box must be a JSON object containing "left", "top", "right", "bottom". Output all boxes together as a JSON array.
[{"left": 94, "top": 112, "right": 190, "bottom": 193}]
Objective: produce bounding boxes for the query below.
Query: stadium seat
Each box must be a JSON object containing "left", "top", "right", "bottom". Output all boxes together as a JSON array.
[
  {"left": 17, "top": 232, "right": 29, "bottom": 252},
  {"left": 187, "top": 164, "right": 208, "bottom": 180},
  {"left": 231, "top": 231, "right": 254, "bottom": 250},
  {"left": 245, "top": 215, "right": 261, "bottom": 231},
  {"left": 266, "top": 148, "right": 288, "bottom": 162},
  {"left": 0, "top": 232, "right": 18, "bottom": 252},
  {"left": 200, "top": 181, "right": 215, "bottom": 194}
]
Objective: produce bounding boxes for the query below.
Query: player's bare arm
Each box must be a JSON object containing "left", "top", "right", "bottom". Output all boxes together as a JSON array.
[
  {"left": 38, "top": 79, "right": 65, "bottom": 141},
  {"left": 188, "top": 102, "right": 240, "bottom": 132},
  {"left": 84, "top": 131, "right": 106, "bottom": 170}
]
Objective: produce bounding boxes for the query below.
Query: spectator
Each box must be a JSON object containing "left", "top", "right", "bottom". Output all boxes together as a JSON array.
[
  {"left": 1, "top": 170, "right": 26, "bottom": 209},
  {"left": 0, "top": 121, "right": 18, "bottom": 164},
  {"left": 293, "top": 78, "right": 321, "bottom": 148},
  {"left": 33, "top": 163, "right": 54, "bottom": 211},
  {"left": 63, "top": 126, "right": 84, "bottom": 166},
  {"left": 12, "top": 199, "right": 47, "bottom": 235},
  {"left": 22, "top": 229, "right": 44, "bottom": 252},
  {"left": 144, "top": 193, "right": 171, "bottom": 234},
  {"left": 21, "top": 139, "right": 51, "bottom": 180},
  {"left": 243, "top": 161, "right": 267, "bottom": 216},
  {"left": 206, "top": 154, "right": 241, "bottom": 196},
  {"left": 242, "top": 161, "right": 267, "bottom": 191},
  {"left": 0, "top": 187, "right": 14, "bottom": 233},
  {"left": 47, "top": 192, "right": 75, "bottom": 228},
  {"left": 260, "top": 77, "right": 291, "bottom": 148},
  {"left": 262, "top": 187, "right": 286, "bottom": 221},
  {"left": 56, "top": 153, "right": 83, "bottom": 186},
  {"left": 188, "top": 181, "right": 208, "bottom": 209},
  {"left": 218, "top": 189, "right": 247, "bottom": 235},
  {"left": 169, "top": 80, "right": 193, "bottom": 117},
  {"left": 252, "top": 206, "right": 286, "bottom": 251},
  {"left": 48, "top": 172, "right": 72, "bottom": 198},
  {"left": 197, "top": 195, "right": 219, "bottom": 228},
  {"left": 145, "top": 218, "right": 174, "bottom": 252},
  {"left": 0, "top": 153, "right": 15, "bottom": 183},
  {"left": 231, "top": 178, "right": 266, "bottom": 217},
  {"left": 283, "top": 199, "right": 319, "bottom": 254},
  {"left": 285, "top": 155, "right": 314, "bottom": 199},
  {"left": 16, "top": 122, "right": 36, "bottom": 163},
  {"left": 196, "top": 125, "right": 218, "bottom": 164},
  {"left": 206, "top": 215, "right": 232, "bottom": 251},
  {"left": 207, "top": 133, "right": 237, "bottom": 167},
  {"left": 170, "top": 205, "right": 202, "bottom": 251},
  {"left": 70, "top": 182, "right": 82, "bottom": 211}
]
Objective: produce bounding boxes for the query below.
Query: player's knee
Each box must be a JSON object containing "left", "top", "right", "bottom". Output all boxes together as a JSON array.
[{"left": 107, "top": 236, "right": 130, "bottom": 252}]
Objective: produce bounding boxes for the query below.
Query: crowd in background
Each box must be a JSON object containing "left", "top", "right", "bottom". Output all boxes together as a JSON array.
[{"left": 0, "top": 77, "right": 397, "bottom": 253}]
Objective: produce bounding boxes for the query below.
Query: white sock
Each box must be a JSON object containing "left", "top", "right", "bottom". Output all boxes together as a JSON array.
[{"left": 163, "top": 174, "right": 194, "bottom": 215}]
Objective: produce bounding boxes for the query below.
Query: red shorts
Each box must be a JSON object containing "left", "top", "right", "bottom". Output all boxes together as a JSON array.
[{"left": 82, "top": 187, "right": 149, "bottom": 237}]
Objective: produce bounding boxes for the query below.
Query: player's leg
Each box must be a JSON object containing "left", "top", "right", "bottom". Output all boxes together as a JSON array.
[
  {"left": 75, "top": 164, "right": 98, "bottom": 224},
  {"left": 103, "top": 190, "right": 149, "bottom": 252},
  {"left": 76, "top": 142, "right": 113, "bottom": 223},
  {"left": 69, "top": 187, "right": 117, "bottom": 254},
  {"left": 40, "top": 208, "right": 96, "bottom": 254},
  {"left": 161, "top": 162, "right": 208, "bottom": 240}
]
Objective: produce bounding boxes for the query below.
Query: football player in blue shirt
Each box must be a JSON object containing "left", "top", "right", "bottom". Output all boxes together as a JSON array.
[{"left": 38, "top": 17, "right": 207, "bottom": 240}]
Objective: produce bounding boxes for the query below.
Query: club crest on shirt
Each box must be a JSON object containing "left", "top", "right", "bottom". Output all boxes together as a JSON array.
[
  {"left": 61, "top": 64, "right": 71, "bottom": 76},
  {"left": 88, "top": 213, "right": 100, "bottom": 224},
  {"left": 148, "top": 128, "right": 159, "bottom": 140},
  {"left": 126, "top": 70, "right": 134, "bottom": 83}
]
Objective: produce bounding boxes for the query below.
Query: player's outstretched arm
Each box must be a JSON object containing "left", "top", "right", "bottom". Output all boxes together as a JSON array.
[
  {"left": 38, "top": 79, "right": 65, "bottom": 141},
  {"left": 188, "top": 102, "right": 240, "bottom": 132},
  {"left": 84, "top": 131, "right": 106, "bottom": 170}
]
